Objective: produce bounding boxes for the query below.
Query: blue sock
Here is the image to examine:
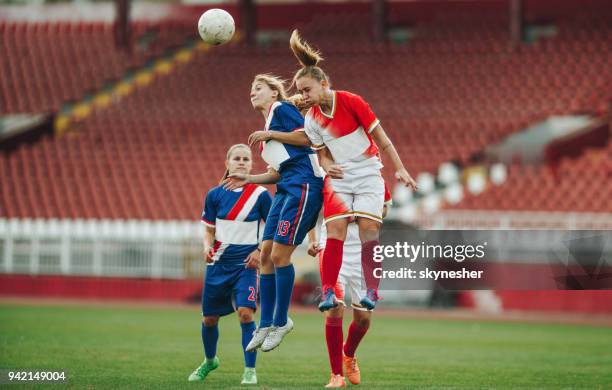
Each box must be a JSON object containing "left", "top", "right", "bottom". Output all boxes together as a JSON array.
[
  {"left": 201, "top": 323, "right": 219, "bottom": 359},
  {"left": 240, "top": 321, "right": 257, "bottom": 368},
  {"left": 259, "top": 273, "right": 276, "bottom": 328},
  {"left": 273, "top": 264, "right": 295, "bottom": 327}
]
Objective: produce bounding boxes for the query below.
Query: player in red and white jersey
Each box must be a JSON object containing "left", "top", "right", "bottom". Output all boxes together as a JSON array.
[
  {"left": 289, "top": 29, "right": 417, "bottom": 312},
  {"left": 308, "top": 185, "right": 392, "bottom": 388}
]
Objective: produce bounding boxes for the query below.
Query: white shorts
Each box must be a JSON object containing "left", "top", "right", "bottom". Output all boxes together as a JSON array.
[{"left": 323, "top": 166, "right": 385, "bottom": 224}]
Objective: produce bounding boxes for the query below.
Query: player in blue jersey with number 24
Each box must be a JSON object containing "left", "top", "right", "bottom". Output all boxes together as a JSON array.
[{"left": 189, "top": 144, "right": 272, "bottom": 385}]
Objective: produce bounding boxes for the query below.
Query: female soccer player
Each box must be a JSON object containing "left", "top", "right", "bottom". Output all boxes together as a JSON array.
[
  {"left": 289, "top": 29, "right": 417, "bottom": 311},
  {"left": 225, "top": 74, "right": 324, "bottom": 352},
  {"left": 308, "top": 185, "right": 392, "bottom": 388},
  {"left": 188, "top": 144, "right": 272, "bottom": 385}
]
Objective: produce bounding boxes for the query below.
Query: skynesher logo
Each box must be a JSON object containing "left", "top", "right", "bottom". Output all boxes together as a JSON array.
[{"left": 373, "top": 242, "right": 488, "bottom": 263}]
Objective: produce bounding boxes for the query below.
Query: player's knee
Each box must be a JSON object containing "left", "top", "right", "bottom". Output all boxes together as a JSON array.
[
  {"left": 270, "top": 249, "right": 292, "bottom": 267},
  {"left": 203, "top": 316, "right": 219, "bottom": 327},
  {"left": 327, "top": 305, "right": 344, "bottom": 318},
  {"left": 360, "top": 226, "right": 380, "bottom": 242},
  {"left": 324, "top": 218, "right": 347, "bottom": 240},
  {"left": 237, "top": 308, "right": 254, "bottom": 323},
  {"left": 353, "top": 311, "right": 371, "bottom": 328},
  {"left": 260, "top": 241, "right": 273, "bottom": 264},
  {"left": 354, "top": 316, "right": 370, "bottom": 328}
]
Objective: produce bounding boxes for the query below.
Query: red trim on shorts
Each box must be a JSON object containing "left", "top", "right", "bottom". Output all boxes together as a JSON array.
[{"left": 288, "top": 184, "right": 306, "bottom": 244}]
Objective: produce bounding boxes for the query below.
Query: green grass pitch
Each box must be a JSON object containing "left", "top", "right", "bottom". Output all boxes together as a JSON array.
[{"left": 1, "top": 302, "right": 611, "bottom": 389}]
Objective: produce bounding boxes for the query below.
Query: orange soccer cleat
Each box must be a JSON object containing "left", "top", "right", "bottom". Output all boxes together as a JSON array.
[
  {"left": 325, "top": 374, "right": 347, "bottom": 388},
  {"left": 343, "top": 355, "right": 361, "bottom": 385}
]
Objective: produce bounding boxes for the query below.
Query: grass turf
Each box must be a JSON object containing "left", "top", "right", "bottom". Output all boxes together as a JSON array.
[{"left": 1, "top": 303, "right": 611, "bottom": 389}]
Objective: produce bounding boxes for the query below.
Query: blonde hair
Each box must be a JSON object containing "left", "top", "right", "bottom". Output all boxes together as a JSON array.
[
  {"left": 286, "top": 93, "right": 312, "bottom": 114},
  {"left": 253, "top": 74, "right": 287, "bottom": 102},
  {"left": 221, "top": 144, "right": 251, "bottom": 182},
  {"left": 289, "top": 29, "right": 329, "bottom": 86}
]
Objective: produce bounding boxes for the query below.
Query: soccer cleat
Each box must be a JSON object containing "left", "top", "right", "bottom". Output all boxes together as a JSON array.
[
  {"left": 318, "top": 288, "right": 339, "bottom": 312},
  {"left": 261, "top": 317, "right": 294, "bottom": 352},
  {"left": 359, "top": 289, "right": 379, "bottom": 310},
  {"left": 245, "top": 326, "right": 272, "bottom": 352},
  {"left": 325, "top": 374, "right": 347, "bottom": 388},
  {"left": 241, "top": 367, "right": 257, "bottom": 385},
  {"left": 188, "top": 356, "right": 219, "bottom": 382},
  {"left": 343, "top": 355, "right": 361, "bottom": 385}
]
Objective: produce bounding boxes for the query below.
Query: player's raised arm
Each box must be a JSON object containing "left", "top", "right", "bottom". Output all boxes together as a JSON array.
[
  {"left": 224, "top": 167, "right": 281, "bottom": 190},
  {"left": 370, "top": 125, "right": 417, "bottom": 190},
  {"left": 248, "top": 130, "right": 311, "bottom": 147}
]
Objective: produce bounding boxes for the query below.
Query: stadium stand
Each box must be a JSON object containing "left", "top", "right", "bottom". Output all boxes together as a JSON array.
[
  {"left": 1, "top": 20, "right": 193, "bottom": 114},
  {"left": 0, "top": 7, "right": 610, "bottom": 219}
]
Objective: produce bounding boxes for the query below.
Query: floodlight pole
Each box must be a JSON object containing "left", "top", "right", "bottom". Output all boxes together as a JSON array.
[
  {"left": 240, "top": 0, "right": 256, "bottom": 46},
  {"left": 509, "top": 0, "right": 524, "bottom": 44},
  {"left": 372, "top": 0, "right": 387, "bottom": 43},
  {"left": 114, "top": 0, "right": 132, "bottom": 52}
]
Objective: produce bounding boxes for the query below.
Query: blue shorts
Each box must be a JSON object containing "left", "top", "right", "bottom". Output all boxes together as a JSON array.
[
  {"left": 202, "top": 263, "right": 257, "bottom": 317},
  {"left": 263, "top": 182, "right": 323, "bottom": 246}
]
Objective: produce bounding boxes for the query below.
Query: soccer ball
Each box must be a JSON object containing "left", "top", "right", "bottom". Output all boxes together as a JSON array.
[{"left": 197, "top": 9, "right": 235, "bottom": 46}]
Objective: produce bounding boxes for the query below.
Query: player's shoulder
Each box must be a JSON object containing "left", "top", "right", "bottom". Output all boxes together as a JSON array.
[
  {"left": 207, "top": 184, "right": 225, "bottom": 197},
  {"left": 273, "top": 101, "right": 299, "bottom": 115},
  {"left": 336, "top": 90, "right": 362, "bottom": 102}
]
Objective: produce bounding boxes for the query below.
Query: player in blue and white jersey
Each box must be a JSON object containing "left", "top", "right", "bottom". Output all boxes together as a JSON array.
[
  {"left": 224, "top": 74, "right": 323, "bottom": 352},
  {"left": 188, "top": 144, "right": 272, "bottom": 385}
]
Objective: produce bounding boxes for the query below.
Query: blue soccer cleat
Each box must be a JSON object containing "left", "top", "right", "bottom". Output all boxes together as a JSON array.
[
  {"left": 359, "top": 289, "right": 379, "bottom": 310},
  {"left": 318, "top": 287, "right": 339, "bottom": 312}
]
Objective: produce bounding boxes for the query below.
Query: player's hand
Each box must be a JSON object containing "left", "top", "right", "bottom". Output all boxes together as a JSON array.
[
  {"left": 248, "top": 130, "right": 272, "bottom": 146},
  {"left": 395, "top": 168, "right": 417, "bottom": 191},
  {"left": 223, "top": 173, "right": 249, "bottom": 190},
  {"left": 325, "top": 164, "right": 344, "bottom": 179},
  {"left": 244, "top": 249, "right": 261, "bottom": 269},
  {"left": 307, "top": 242, "right": 321, "bottom": 257},
  {"left": 204, "top": 245, "right": 214, "bottom": 263}
]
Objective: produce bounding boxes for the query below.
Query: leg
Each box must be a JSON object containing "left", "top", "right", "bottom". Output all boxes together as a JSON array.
[
  {"left": 233, "top": 267, "right": 258, "bottom": 385},
  {"left": 258, "top": 239, "right": 275, "bottom": 328},
  {"left": 199, "top": 264, "right": 234, "bottom": 360},
  {"left": 342, "top": 308, "right": 371, "bottom": 385},
  {"left": 237, "top": 307, "right": 257, "bottom": 370},
  {"left": 353, "top": 173, "right": 385, "bottom": 306},
  {"left": 344, "top": 309, "right": 371, "bottom": 357},
  {"left": 325, "top": 306, "right": 345, "bottom": 377},
  {"left": 321, "top": 177, "right": 352, "bottom": 294},
  {"left": 259, "top": 243, "right": 298, "bottom": 352},
  {"left": 321, "top": 217, "right": 349, "bottom": 291},
  {"left": 270, "top": 242, "right": 298, "bottom": 326},
  {"left": 258, "top": 193, "right": 282, "bottom": 331},
  {"left": 202, "top": 316, "right": 220, "bottom": 359},
  {"left": 188, "top": 315, "right": 221, "bottom": 382},
  {"left": 356, "top": 216, "right": 382, "bottom": 290}
]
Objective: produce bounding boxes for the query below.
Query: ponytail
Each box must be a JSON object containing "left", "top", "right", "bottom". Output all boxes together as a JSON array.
[
  {"left": 289, "top": 29, "right": 323, "bottom": 67},
  {"left": 290, "top": 29, "right": 330, "bottom": 87}
]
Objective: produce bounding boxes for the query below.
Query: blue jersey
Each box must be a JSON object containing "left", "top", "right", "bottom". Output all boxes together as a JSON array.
[
  {"left": 261, "top": 101, "right": 324, "bottom": 187},
  {"left": 201, "top": 184, "right": 272, "bottom": 265}
]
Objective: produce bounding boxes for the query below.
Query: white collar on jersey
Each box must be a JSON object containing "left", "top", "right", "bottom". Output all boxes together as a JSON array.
[
  {"left": 264, "top": 101, "right": 283, "bottom": 130},
  {"left": 320, "top": 90, "right": 336, "bottom": 119}
]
